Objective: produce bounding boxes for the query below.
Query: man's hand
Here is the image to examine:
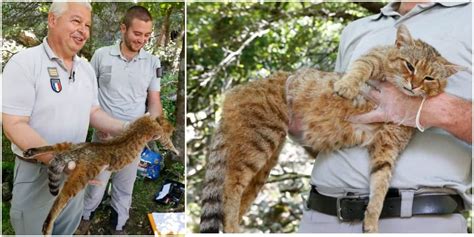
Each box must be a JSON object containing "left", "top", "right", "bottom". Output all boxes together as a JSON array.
[
  {"left": 348, "top": 82, "right": 425, "bottom": 128},
  {"left": 96, "top": 130, "right": 113, "bottom": 141},
  {"left": 35, "top": 153, "right": 76, "bottom": 174}
]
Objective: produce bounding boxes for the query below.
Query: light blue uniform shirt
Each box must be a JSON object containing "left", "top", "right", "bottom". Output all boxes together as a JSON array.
[
  {"left": 90, "top": 43, "right": 161, "bottom": 121},
  {"left": 2, "top": 37, "right": 99, "bottom": 156},
  {"left": 311, "top": 1, "right": 472, "bottom": 206}
]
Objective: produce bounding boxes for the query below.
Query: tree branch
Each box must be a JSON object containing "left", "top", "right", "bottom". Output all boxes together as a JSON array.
[
  {"left": 267, "top": 174, "right": 311, "bottom": 183},
  {"left": 355, "top": 2, "right": 385, "bottom": 14}
]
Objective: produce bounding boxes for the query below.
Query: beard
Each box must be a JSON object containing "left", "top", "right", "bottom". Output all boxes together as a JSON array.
[{"left": 123, "top": 35, "right": 141, "bottom": 53}]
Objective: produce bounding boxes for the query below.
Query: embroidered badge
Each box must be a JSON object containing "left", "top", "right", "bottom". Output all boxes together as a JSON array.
[
  {"left": 48, "top": 67, "right": 59, "bottom": 78},
  {"left": 50, "top": 78, "right": 62, "bottom": 93}
]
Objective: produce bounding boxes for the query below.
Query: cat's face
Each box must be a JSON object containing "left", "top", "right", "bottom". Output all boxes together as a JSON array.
[{"left": 385, "top": 25, "right": 463, "bottom": 97}]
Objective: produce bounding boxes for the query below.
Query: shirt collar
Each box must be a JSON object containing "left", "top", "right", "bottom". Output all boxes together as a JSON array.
[
  {"left": 111, "top": 41, "right": 147, "bottom": 60},
  {"left": 42, "top": 37, "right": 79, "bottom": 62},
  {"left": 370, "top": 1, "right": 470, "bottom": 20}
]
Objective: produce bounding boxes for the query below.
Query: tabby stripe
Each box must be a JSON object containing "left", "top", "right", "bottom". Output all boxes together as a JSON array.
[
  {"left": 201, "top": 195, "right": 222, "bottom": 205},
  {"left": 268, "top": 100, "right": 289, "bottom": 124},
  {"left": 371, "top": 161, "right": 392, "bottom": 174},
  {"left": 260, "top": 122, "right": 286, "bottom": 136},
  {"left": 242, "top": 159, "right": 260, "bottom": 173},
  {"left": 245, "top": 102, "right": 268, "bottom": 113},
  {"left": 255, "top": 129, "right": 277, "bottom": 152},
  {"left": 248, "top": 139, "right": 267, "bottom": 153},
  {"left": 250, "top": 110, "right": 267, "bottom": 123},
  {"left": 200, "top": 228, "right": 220, "bottom": 233},
  {"left": 200, "top": 212, "right": 224, "bottom": 222}
]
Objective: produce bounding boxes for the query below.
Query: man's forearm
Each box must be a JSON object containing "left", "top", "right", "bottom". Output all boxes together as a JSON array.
[
  {"left": 147, "top": 100, "right": 162, "bottom": 118},
  {"left": 146, "top": 91, "right": 163, "bottom": 118},
  {"left": 2, "top": 113, "right": 52, "bottom": 163},
  {"left": 421, "top": 93, "right": 472, "bottom": 143},
  {"left": 89, "top": 106, "right": 126, "bottom": 136}
]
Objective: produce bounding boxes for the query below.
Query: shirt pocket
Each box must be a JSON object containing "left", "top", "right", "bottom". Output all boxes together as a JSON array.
[
  {"left": 131, "top": 71, "right": 151, "bottom": 99},
  {"left": 98, "top": 65, "right": 112, "bottom": 88}
]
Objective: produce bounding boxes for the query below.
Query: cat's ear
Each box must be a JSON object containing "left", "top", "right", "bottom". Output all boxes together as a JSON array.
[
  {"left": 440, "top": 58, "right": 468, "bottom": 77},
  {"left": 395, "top": 24, "right": 414, "bottom": 48},
  {"left": 445, "top": 64, "right": 468, "bottom": 77}
]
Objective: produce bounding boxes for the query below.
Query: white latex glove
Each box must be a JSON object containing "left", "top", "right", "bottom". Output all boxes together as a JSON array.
[{"left": 348, "top": 81, "right": 427, "bottom": 129}]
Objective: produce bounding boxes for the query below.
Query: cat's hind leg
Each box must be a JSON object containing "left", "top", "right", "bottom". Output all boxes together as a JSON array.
[
  {"left": 42, "top": 163, "right": 93, "bottom": 235},
  {"left": 363, "top": 125, "right": 412, "bottom": 233},
  {"left": 239, "top": 150, "right": 281, "bottom": 220}
]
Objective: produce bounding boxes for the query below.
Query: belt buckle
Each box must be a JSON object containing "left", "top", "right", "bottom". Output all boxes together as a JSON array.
[{"left": 336, "top": 194, "right": 363, "bottom": 222}]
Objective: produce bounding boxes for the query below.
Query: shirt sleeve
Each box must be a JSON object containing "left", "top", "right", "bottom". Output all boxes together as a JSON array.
[
  {"left": 334, "top": 25, "right": 351, "bottom": 73},
  {"left": 90, "top": 50, "right": 100, "bottom": 82},
  {"left": 2, "top": 58, "right": 36, "bottom": 116},
  {"left": 84, "top": 61, "right": 100, "bottom": 107},
  {"left": 148, "top": 56, "right": 161, "bottom": 92}
]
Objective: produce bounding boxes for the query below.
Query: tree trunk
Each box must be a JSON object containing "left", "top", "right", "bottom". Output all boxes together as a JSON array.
[
  {"left": 173, "top": 31, "right": 185, "bottom": 164},
  {"left": 157, "top": 5, "right": 174, "bottom": 48}
]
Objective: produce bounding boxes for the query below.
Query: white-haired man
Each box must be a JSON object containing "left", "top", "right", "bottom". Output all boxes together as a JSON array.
[{"left": 2, "top": 2, "right": 128, "bottom": 234}]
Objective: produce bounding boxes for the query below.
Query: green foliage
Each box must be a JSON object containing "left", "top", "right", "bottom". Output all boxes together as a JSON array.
[{"left": 160, "top": 73, "right": 179, "bottom": 124}]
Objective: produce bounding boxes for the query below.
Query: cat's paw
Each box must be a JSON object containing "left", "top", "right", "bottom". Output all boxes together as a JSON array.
[
  {"left": 23, "top": 148, "right": 37, "bottom": 158},
  {"left": 333, "top": 79, "right": 360, "bottom": 99},
  {"left": 362, "top": 218, "right": 379, "bottom": 233}
]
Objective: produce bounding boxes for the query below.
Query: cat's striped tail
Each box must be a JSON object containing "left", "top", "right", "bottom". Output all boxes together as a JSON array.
[
  {"left": 47, "top": 157, "right": 68, "bottom": 196},
  {"left": 200, "top": 125, "right": 227, "bottom": 233}
]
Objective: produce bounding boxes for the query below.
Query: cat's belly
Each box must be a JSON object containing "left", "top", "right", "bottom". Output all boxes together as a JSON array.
[{"left": 286, "top": 67, "right": 380, "bottom": 152}]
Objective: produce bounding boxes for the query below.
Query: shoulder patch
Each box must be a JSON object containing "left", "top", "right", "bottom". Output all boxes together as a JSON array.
[{"left": 156, "top": 67, "right": 163, "bottom": 78}]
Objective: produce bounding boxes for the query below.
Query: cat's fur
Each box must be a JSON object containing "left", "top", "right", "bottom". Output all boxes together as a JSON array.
[
  {"left": 23, "top": 114, "right": 178, "bottom": 235},
  {"left": 200, "top": 25, "right": 461, "bottom": 233}
]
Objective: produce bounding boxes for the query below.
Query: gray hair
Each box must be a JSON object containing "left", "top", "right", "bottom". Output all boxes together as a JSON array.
[{"left": 49, "top": 1, "right": 92, "bottom": 17}]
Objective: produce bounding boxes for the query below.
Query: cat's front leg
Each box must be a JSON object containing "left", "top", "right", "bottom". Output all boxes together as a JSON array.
[
  {"left": 333, "top": 73, "right": 367, "bottom": 99},
  {"left": 334, "top": 50, "right": 385, "bottom": 99}
]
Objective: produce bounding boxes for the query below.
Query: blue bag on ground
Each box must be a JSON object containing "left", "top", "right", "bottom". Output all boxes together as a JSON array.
[{"left": 137, "top": 147, "right": 163, "bottom": 180}]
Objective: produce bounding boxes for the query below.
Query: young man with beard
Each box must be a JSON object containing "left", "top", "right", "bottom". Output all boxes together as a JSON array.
[{"left": 76, "top": 6, "right": 163, "bottom": 235}]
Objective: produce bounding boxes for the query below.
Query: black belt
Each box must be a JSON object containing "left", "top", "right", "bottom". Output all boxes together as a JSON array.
[{"left": 307, "top": 186, "right": 465, "bottom": 222}]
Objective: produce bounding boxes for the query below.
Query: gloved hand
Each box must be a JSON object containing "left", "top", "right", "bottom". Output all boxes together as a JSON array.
[{"left": 348, "top": 81, "right": 427, "bottom": 130}]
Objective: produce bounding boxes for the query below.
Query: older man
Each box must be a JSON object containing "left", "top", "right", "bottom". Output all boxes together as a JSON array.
[{"left": 2, "top": 2, "right": 127, "bottom": 234}]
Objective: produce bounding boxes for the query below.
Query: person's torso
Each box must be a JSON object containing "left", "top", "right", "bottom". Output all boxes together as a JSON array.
[
  {"left": 312, "top": 2, "right": 472, "bottom": 204},
  {"left": 93, "top": 45, "right": 160, "bottom": 121},
  {"left": 6, "top": 41, "right": 97, "bottom": 156}
]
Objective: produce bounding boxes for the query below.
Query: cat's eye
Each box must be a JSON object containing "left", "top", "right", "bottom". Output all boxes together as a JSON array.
[
  {"left": 424, "top": 76, "right": 434, "bottom": 81},
  {"left": 405, "top": 61, "right": 415, "bottom": 73}
]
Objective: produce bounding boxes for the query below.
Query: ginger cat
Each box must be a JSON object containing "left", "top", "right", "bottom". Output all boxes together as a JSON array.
[
  {"left": 23, "top": 114, "right": 179, "bottom": 235},
  {"left": 199, "top": 25, "right": 462, "bottom": 233}
]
